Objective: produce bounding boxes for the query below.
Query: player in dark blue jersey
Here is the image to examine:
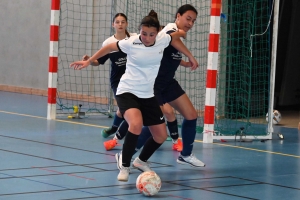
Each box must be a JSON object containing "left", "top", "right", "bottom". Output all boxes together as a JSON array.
[
  {"left": 82, "top": 13, "right": 136, "bottom": 139},
  {"left": 151, "top": 4, "right": 205, "bottom": 167}
]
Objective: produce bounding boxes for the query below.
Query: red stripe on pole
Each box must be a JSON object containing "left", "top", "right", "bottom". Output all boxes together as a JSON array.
[
  {"left": 50, "top": 25, "right": 59, "bottom": 41},
  {"left": 206, "top": 70, "right": 217, "bottom": 88},
  {"left": 208, "top": 34, "right": 219, "bottom": 52},
  {"left": 48, "top": 88, "right": 56, "bottom": 104},
  {"left": 204, "top": 106, "right": 215, "bottom": 124},
  {"left": 211, "top": 0, "right": 221, "bottom": 16},
  {"left": 51, "top": 0, "right": 60, "bottom": 10},
  {"left": 49, "top": 57, "right": 58, "bottom": 73}
]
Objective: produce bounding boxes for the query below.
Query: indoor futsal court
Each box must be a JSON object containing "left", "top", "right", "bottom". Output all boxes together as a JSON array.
[
  {"left": 2, "top": 0, "right": 300, "bottom": 199},
  {"left": 1, "top": 91, "right": 300, "bottom": 199}
]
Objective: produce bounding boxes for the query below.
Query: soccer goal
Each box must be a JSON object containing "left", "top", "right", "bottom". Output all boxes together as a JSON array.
[{"left": 48, "top": 0, "right": 278, "bottom": 142}]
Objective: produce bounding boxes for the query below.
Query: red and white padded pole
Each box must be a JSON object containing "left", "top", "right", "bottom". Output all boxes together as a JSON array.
[
  {"left": 47, "top": 0, "right": 60, "bottom": 119},
  {"left": 203, "top": 0, "right": 222, "bottom": 143}
]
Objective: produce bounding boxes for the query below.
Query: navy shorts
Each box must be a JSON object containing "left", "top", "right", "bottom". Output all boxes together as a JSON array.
[
  {"left": 154, "top": 79, "right": 185, "bottom": 106},
  {"left": 115, "top": 93, "right": 165, "bottom": 126}
]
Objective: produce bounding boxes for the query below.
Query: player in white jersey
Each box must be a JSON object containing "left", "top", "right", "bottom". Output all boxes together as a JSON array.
[
  {"left": 115, "top": 5, "right": 205, "bottom": 169},
  {"left": 82, "top": 13, "right": 136, "bottom": 139},
  {"left": 70, "top": 12, "right": 198, "bottom": 182}
]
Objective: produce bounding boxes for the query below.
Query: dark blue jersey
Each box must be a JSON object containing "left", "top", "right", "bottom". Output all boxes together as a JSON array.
[
  {"left": 155, "top": 23, "right": 182, "bottom": 89},
  {"left": 97, "top": 51, "right": 127, "bottom": 89},
  {"left": 97, "top": 33, "right": 136, "bottom": 89}
]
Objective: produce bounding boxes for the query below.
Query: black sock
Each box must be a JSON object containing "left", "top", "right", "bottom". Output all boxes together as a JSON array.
[
  {"left": 116, "top": 120, "right": 129, "bottom": 140},
  {"left": 122, "top": 131, "right": 139, "bottom": 167},
  {"left": 167, "top": 119, "right": 179, "bottom": 140},
  {"left": 139, "top": 137, "right": 162, "bottom": 162},
  {"left": 110, "top": 126, "right": 118, "bottom": 132}
]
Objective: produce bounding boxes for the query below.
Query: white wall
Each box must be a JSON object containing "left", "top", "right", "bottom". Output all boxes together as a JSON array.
[{"left": 0, "top": 0, "right": 51, "bottom": 90}]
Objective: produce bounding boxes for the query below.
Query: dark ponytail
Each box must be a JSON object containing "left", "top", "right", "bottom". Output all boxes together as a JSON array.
[
  {"left": 113, "top": 13, "right": 130, "bottom": 37},
  {"left": 139, "top": 10, "right": 160, "bottom": 32}
]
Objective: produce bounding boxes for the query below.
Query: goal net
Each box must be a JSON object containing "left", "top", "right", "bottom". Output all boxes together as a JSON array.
[{"left": 55, "top": 0, "right": 273, "bottom": 138}]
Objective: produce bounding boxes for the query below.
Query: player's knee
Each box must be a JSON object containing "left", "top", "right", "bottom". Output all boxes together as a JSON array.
[
  {"left": 128, "top": 122, "right": 143, "bottom": 134},
  {"left": 184, "top": 109, "right": 197, "bottom": 120},
  {"left": 162, "top": 108, "right": 175, "bottom": 120},
  {"left": 153, "top": 134, "right": 167, "bottom": 144},
  {"left": 164, "top": 112, "right": 175, "bottom": 120}
]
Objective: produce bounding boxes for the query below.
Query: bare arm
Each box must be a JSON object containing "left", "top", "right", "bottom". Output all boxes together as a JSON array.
[
  {"left": 180, "top": 60, "right": 192, "bottom": 67},
  {"left": 170, "top": 29, "right": 186, "bottom": 39},
  {"left": 170, "top": 38, "right": 198, "bottom": 70},
  {"left": 70, "top": 43, "right": 119, "bottom": 70},
  {"left": 82, "top": 55, "right": 99, "bottom": 66}
]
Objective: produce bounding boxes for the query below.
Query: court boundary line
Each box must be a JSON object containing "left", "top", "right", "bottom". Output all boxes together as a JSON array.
[{"left": 1, "top": 110, "right": 300, "bottom": 159}]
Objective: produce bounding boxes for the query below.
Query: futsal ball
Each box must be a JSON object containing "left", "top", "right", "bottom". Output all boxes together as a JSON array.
[
  {"left": 136, "top": 171, "right": 161, "bottom": 196},
  {"left": 266, "top": 110, "right": 281, "bottom": 124}
]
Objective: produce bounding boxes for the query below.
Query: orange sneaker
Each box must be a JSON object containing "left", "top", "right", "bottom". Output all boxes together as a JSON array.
[
  {"left": 172, "top": 139, "right": 183, "bottom": 152},
  {"left": 103, "top": 139, "right": 118, "bottom": 151}
]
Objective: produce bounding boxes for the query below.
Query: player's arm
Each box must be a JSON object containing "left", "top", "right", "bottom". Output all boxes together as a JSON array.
[
  {"left": 82, "top": 55, "right": 100, "bottom": 66},
  {"left": 70, "top": 43, "right": 119, "bottom": 70},
  {"left": 170, "top": 38, "right": 198, "bottom": 70},
  {"left": 169, "top": 29, "right": 186, "bottom": 39},
  {"left": 180, "top": 60, "right": 192, "bottom": 68}
]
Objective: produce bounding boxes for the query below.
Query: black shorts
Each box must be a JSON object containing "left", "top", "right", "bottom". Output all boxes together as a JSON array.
[
  {"left": 154, "top": 79, "right": 185, "bottom": 106},
  {"left": 115, "top": 93, "right": 165, "bottom": 126}
]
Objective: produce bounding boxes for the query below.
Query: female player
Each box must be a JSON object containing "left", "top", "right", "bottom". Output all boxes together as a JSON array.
[
  {"left": 103, "top": 12, "right": 181, "bottom": 151},
  {"left": 70, "top": 11, "right": 198, "bottom": 182},
  {"left": 153, "top": 4, "right": 204, "bottom": 167},
  {"left": 117, "top": 4, "right": 205, "bottom": 168},
  {"left": 83, "top": 13, "right": 136, "bottom": 138}
]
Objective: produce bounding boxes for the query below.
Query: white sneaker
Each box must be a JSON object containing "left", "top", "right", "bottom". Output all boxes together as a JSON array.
[
  {"left": 115, "top": 152, "right": 122, "bottom": 170},
  {"left": 133, "top": 157, "right": 152, "bottom": 172},
  {"left": 177, "top": 153, "right": 205, "bottom": 167},
  {"left": 117, "top": 165, "right": 130, "bottom": 182}
]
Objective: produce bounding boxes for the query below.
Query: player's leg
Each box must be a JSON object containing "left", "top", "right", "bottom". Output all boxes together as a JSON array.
[
  {"left": 132, "top": 96, "right": 166, "bottom": 172},
  {"left": 102, "top": 87, "right": 124, "bottom": 138},
  {"left": 163, "top": 80, "right": 205, "bottom": 167},
  {"left": 134, "top": 126, "right": 152, "bottom": 153},
  {"left": 103, "top": 119, "right": 129, "bottom": 151},
  {"left": 168, "top": 94, "right": 205, "bottom": 167},
  {"left": 133, "top": 123, "right": 167, "bottom": 172},
  {"left": 162, "top": 103, "right": 182, "bottom": 151},
  {"left": 115, "top": 93, "right": 143, "bottom": 181},
  {"left": 102, "top": 108, "right": 124, "bottom": 138}
]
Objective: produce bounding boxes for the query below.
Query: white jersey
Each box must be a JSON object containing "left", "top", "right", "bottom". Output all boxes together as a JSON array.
[
  {"left": 102, "top": 33, "right": 137, "bottom": 48},
  {"left": 116, "top": 31, "right": 172, "bottom": 98}
]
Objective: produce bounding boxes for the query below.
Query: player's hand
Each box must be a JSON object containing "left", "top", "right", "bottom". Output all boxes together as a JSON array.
[
  {"left": 82, "top": 55, "right": 90, "bottom": 61},
  {"left": 70, "top": 60, "right": 89, "bottom": 70},
  {"left": 188, "top": 56, "right": 198, "bottom": 71}
]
